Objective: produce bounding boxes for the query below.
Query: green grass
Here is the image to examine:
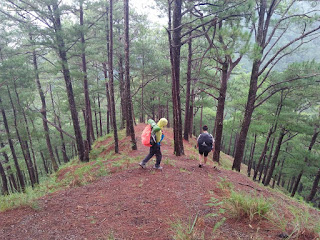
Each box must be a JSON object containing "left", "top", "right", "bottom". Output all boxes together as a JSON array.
[
  {"left": 286, "top": 206, "right": 320, "bottom": 239},
  {"left": 0, "top": 176, "right": 61, "bottom": 212},
  {"left": 225, "top": 190, "right": 272, "bottom": 221},
  {"left": 179, "top": 168, "right": 191, "bottom": 174},
  {"left": 170, "top": 215, "right": 204, "bottom": 240},
  {"left": 163, "top": 157, "right": 176, "bottom": 166},
  {"left": 217, "top": 177, "right": 234, "bottom": 191}
]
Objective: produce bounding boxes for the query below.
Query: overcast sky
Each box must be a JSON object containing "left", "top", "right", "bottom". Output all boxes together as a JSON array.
[{"left": 130, "top": 0, "right": 167, "bottom": 26}]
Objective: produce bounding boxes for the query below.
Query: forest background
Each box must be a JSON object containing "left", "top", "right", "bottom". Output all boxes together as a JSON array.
[{"left": 0, "top": 0, "right": 320, "bottom": 209}]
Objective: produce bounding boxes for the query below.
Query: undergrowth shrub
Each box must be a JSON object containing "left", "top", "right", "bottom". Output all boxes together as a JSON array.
[
  {"left": 170, "top": 215, "right": 204, "bottom": 240},
  {"left": 225, "top": 191, "right": 272, "bottom": 221},
  {"left": 286, "top": 206, "right": 320, "bottom": 239},
  {"left": 0, "top": 177, "right": 60, "bottom": 212}
]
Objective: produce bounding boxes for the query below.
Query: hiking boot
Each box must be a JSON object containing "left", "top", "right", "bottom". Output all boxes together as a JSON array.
[
  {"left": 139, "top": 162, "right": 146, "bottom": 169},
  {"left": 153, "top": 165, "right": 163, "bottom": 170}
]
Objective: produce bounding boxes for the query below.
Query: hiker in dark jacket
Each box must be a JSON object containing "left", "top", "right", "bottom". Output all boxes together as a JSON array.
[{"left": 197, "top": 125, "right": 214, "bottom": 168}]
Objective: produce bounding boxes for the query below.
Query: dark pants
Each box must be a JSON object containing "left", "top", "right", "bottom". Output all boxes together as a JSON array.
[{"left": 141, "top": 144, "right": 162, "bottom": 167}]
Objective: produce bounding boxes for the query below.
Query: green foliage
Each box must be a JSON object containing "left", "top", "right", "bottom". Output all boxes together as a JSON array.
[
  {"left": 217, "top": 177, "right": 234, "bottom": 191},
  {"left": 205, "top": 196, "right": 226, "bottom": 233},
  {"left": 0, "top": 176, "right": 61, "bottom": 212},
  {"left": 225, "top": 191, "right": 272, "bottom": 221},
  {"left": 170, "top": 214, "right": 204, "bottom": 240}
]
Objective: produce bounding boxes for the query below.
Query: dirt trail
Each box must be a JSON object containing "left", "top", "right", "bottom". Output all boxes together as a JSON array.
[{"left": 0, "top": 124, "right": 317, "bottom": 239}]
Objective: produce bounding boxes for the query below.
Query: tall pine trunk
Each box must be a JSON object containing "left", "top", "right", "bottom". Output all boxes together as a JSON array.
[
  {"left": 169, "top": 0, "right": 184, "bottom": 156},
  {"left": 0, "top": 142, "right": 18, "bottom": 192},
  {"left": 213, "top": 62, "right": 228, "bottom": 163},
  {"left": 124, "top": 0, "right": 137, "bottom": 150},
  {"left": 80, "top": 1, "right": 94, "bottom": 150},
  {"left": 183, "top": 35, "right": 192, "bottom": 141},
  {"left": 7, "top": 87, "right": 36, "bottom": 187},
  {"left": 108, "top": 0, "right": 119, "bottom": 153},
  {"left": 50, "top": 1, "right": 86, "bottom": 161},
  {"left": 232, "top": 0, "right": 267, "bottom": 171},
  {"left": 264, "top": 128, "right": 286, "bottom": 186},
  {"left": 0, "top": 159, "right": 8, "bottom": 195},
  {"left": 0, "top": 98, "right": 25, "bottom": 191},
  {"left": 291, "top": 129, "right": 318, "bottom": 197},
  {"left": 247, "top": 134, "right": 257, "bottom": 177},
  {"left": 50, "top": 85, "right": 69, "bottom": 163},
  {"left": 31, "top": 35, "right": 58, "bottom": 171}
]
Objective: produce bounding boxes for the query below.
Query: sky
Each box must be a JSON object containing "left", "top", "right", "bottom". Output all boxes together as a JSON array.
[{"left": 129, "top": 0, "right": 167, "bottom": 26}]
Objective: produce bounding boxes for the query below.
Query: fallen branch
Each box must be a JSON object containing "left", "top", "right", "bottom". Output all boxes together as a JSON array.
[{"left": 238, "top": 182, "right": 261, "bottom": 191}]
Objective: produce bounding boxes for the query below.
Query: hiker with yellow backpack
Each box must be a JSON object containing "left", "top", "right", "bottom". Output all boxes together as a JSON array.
[{"left": 139, "top": 118, "right": 168, "bottom": 170}]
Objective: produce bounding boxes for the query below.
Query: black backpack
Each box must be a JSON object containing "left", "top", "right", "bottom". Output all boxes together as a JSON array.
[{"left": 197, "top": 133, "right": 213, "bottom": 152}]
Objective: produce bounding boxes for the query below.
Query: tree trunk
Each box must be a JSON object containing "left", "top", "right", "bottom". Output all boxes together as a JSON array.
[
  {"left": 0, "top": 142, "right": 18, "bottom": 192},
  {"left": 12, "top": 82, "right": 39, "bottom": 183},
  {"left": 80, "top": 0, "right": 94, "bottom": 149},
  {"left": 199, "top": 106, "right": 203, "bottom": 135},
  {"left": 7, "top": 87, "right": 36, "bottom": 187},
  {"left": 253, "top": 128, "right": 273, "bottom": 181},
  {"left": 289, "top": 176, "right": 295, "bottom": 193},
  {"left": 232, "top": 60, "right": 260, "bottom": 171},
  {"left": 55, "top": 147, "right": 61, "bottom": 165},
  {"left": 31, "top": 35, "right": 59, "bottom": 171},
  {"left": 262, "top": 137, "right": 275, "bottom": 184},
  {"left": 103, "top": 63, "right": 111, "bottom": 135},
  {"left": 232, "top": 133, "right": 238, "bottom": 157},
  {"left": 188, "top": 85, "right": 195, "bottom": 138},
  {"left": 264, "top": 129, "right": 286, "bottom": 186},
  {"left": 227, "top": 131, "right": 233, "bottom": 155},
  {"left": 94, "top": 100, "right": 99, "bottom": 137},
  {"left": 307, "top": 168, "right": 320, "bottom": 202},
  {"left": 0, "top": 97, "right": 25, "bottom": 191},
  {"left": 232, "top": 0, "right": 268, "bottom": 171},
  {"left": 40, "top": 151, "right": 49, "bottom": 174},
  {"left": 277, "top": 156, "right": 286, "bottom": 186},
  {"left": 49, "top": 85, "right": 69, "bottom": 163},
  {"left": 108, "top": 0, "right": 119, "bottom": 153},
  {"left": 247, "top": 134, "right": 257, "bottom": 177},
  {"left": 170, "top": 0, "right": 184, "bottom": 156},
  {"left": 50, "top": 1, "right": 86, "bottom": 161},
  {"left": 97, "top": 91, "right": 103, "bottom": 137},
  {"left": 291, "top": 129, "right": 318, "bottom": 197},
  {"left": 140, "top": 62, "right": 144, "bottom": 123},
  {"left": 183, "top": 34, "right": 192, "bottom": 141},
  {"left": 104, "top": 5, "right": 111, "bottom": 135},
  {"left": 0, "top": 159, "right": 8, "bottom": 195},
  {"left": 124, "top": 0, "right": 137, "bottom": 150},
  {"left": 118, "top": 53, "right": 126, "bottom": 128},
  {"left": 213, "top": 62, "right": 228, "bottom": 163}
]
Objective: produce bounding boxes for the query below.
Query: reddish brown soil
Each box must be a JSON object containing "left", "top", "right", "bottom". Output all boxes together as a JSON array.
[{"left": 0, "top": 124, "right": 319, "bottom": 240}]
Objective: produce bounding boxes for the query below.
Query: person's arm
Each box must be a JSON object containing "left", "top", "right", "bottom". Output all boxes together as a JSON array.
[
  {"left": 212, "top": 139, "right": 215, "bottom": 152},
  {"left": 196, "top": 135, "right": 200, "bottom": 148}
]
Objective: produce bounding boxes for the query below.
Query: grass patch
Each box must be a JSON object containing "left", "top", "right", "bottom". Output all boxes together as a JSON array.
[
  {"left": 217, "top": 177, "right": 234, "bottom": 191},
  {"left": 170, "top": 214, "right": 204, "bottom": 240},
  {"left": 286, "top": 206, "right": 320, "bottom": 239},
  {"left": 225, "top": 190, "right": 272, "bottom": 221},
  {"left": 0, "top": 176, "right": 62, "bottom": 212},
  {"left": 179, "top": 168, "right": 191, "bottom": 174},
  {"left": 163, "top": 157, "right": 176, "bottom": 166}
]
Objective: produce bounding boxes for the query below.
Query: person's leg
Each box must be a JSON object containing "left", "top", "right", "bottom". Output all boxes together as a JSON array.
[
  {"left": 154, "top": 145, "right": 162, "bottom": 168},
  {"left": 141, "top": 146, "right": 155, "bottom": 165},
  {"left": 203, "top": 152, "right": 209, "bottom": 165},
  {"left": 199, "top": 150, "right": 204, "bottom": 167}
]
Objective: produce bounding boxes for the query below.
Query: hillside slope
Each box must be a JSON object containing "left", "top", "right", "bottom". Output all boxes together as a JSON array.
[{"left": 0, "top": 124, "right": 319, "bottom": 240}]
